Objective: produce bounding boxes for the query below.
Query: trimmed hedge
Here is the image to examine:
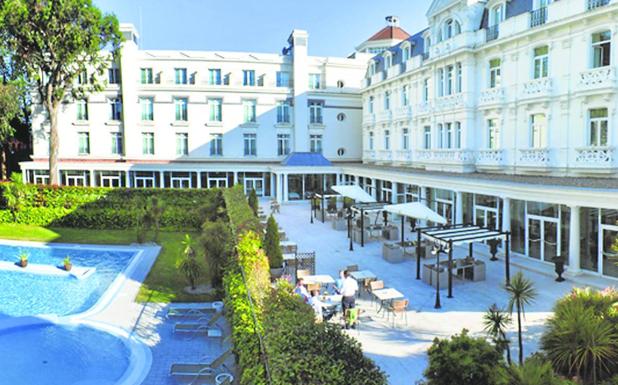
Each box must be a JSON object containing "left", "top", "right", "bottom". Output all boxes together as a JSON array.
[{"left": 0, "top": 182, "right": 223, "bottom": 230}]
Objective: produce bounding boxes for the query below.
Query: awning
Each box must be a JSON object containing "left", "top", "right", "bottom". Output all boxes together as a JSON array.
[
  {"left": 422, "top": 225, "right": 507, "bottom": 247},
  {"left": 332, "top": 185, "right": 376, "bottom": 203},
  {"left": 384, "top": 202, "right": 447, "bottom": 224}
]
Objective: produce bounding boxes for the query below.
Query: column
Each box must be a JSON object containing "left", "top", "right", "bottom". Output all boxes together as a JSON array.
[
  {"left": 502, "top": 197, "right": 511, "bottom": 232},
  {"left": 89, "top": 170, "right": 95, "bottom": 187},
  {"left": 275, "top": 173, "right": 283, "bottom": 203},
  {"left": 196, "top": 171, "right": 202, "bottom": 189},
  {"left": 270, "top": 173, "right": 276, "bottom": 197},
  {"left": 159, "top": 171, "right": 165, "bottom": 188},
  {"left": 568, "top": 205, "right": 581, "bottom": 275},
  {"left": 455, "top": 191, "right": 463, "bottom": 224},
  {"left": 419, "top": 186, "right": 428, "bottom": 227},
  {"left": 282, "top": 173, "right": 289, "bottom": 202},
  {"left": 233, "top": 171, "right": 238, "bottom": 185},
  {"left": 391, "top": 181, "right": 398, "bottom": 204},
  {"left": 125, "top": 171, "right": 131, "bottom": 188}
]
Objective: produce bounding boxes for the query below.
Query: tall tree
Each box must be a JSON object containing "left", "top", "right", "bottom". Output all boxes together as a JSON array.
[
  {"left": 0, "top": 0, "right": 122, "bottom": 184},
  {"left": 506, "top": 272, "right": 538, "bottom": 365},
  {"left": 0, "top": 82, "right": 24, "bottom": 178},
  {"left": 483, "top": 303, "right": 512, "bottom": 365}
]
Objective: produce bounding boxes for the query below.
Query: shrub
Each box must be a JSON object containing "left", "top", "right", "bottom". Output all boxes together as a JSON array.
[
  {"left": 223, "top": 185, "right": 261, "bottom": 234},
  {"left": 248, "top": 188, "right": 259, "bottom": 216},
  {"left": 200, "top": 220, "right": 233, "bottom": 290},
  {"left": 500, "top": 355, "right": 577, "bottom": 385},
  {"left": 177, "top": 234, "right": 203, "bottom": 290},
  {"left": 263, "top": 215, "right": 283, "bottom": 269}
]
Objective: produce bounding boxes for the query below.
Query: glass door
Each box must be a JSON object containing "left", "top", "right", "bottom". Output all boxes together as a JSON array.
[
  {"left": 208, "top": 178, "right": 227, "bottom": 188},
  {"left": 475, "top": 207, "right": 499, "bottom": 229},
  {"left": 527, "top": 215, "right": 559, "bottom": 262},
  {"left": 601, "top": 226, "right": 618, "bottom": 278},
  {"left": 244, "top": 178, "right": 264, "bottom": 196}
]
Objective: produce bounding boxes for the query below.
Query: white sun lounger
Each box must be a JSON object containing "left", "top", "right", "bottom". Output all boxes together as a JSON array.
[
  {"left": 165, "top": 301, "right": 223, "bottom": 319},
  {"left": 173, "top": 311, "right": 224, "bottom": 334},
  {"left": 169, "top": 350, "right": 233, "bottom": 380}
]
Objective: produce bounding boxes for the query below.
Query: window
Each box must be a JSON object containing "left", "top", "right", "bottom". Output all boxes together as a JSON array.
[
  {"left": 108, "top": 68, "right": 120, "bottom": 84},
  {"left": 276, "top": 101, "right": 291, "bottom": 123},
  {"left": 456, "top": 63, "right": 462, "bottom": 93},
  {"left": 309, "top": 102, "right": 323, "bottom": 124},
  {"left": 384, "top": 91, "right": 391, "bottom": 110},
  {"left": 445, "top": 123, "right": 453, "bottom": 149},
  {"left": 142, "top": 132, "right": 154, "bottom": 155},
  {"left": 277, "top": 134, "right": 291, "bottom": 156},
  {"left": 243, "top": 70, "right": 256, "bottom": 86},
  {"left": 208, "top": 98, "right": 222, "bottom": 122},
  {"left": 454, "top": 122, "right": 462, "bottom": 149},
  {"left": 77, "top": 71, "right": 88, "bottom": 85},
  {"left": 337, "top": 80, "right": 345, "bottom": 88},
  {"left": 402, "top": 128, "right": 409, "bottom": 150},
  {"left": 437, "top": 69, "right": 444, "bottom": 97},
  {"left": 368, "top": 96, "right": 374, "bottom": 113},
  {"left": 77, "top": 132, "right": 90, "bottom": 155},
  {"left": 423, "top": 79, "right": 429, "bottom": 102},
  {"left": 176, "top": 133, "right": 188, "bottom": 156},
  {"left": 337, "top": 113, "right": 346, "bottom": 121},
  {"left": 490, "top": 4, "right": 505, "bottom": 26},
  {"left": 109, "top": 97, "right": 122, "bottom": 121},
  {"left": 174, "top": 97, "right": 188, "bottom": 121},
  {"left": 208, "top": 69, "right": 222, "bottom": 85},
  {"left": 243, "top": 133, "right": 257, "bottom": 156},
  {"left": 444, "top": 19, "right": 461, "bottom": 40},
  {"left": 384, "top": 53, "right": 392, "bottom": 69},
  {"left": 402, "top": 45, "right": 410, "bottom": 62},
  {"left": 110, "top": 132, "right": 123, "bottom": 155},
  {"left": 76, "top": 99, "right": 88, "bottom": 121},
  {"left": 276, "top": 71, "right": 290, "bottom": 87},
  {"left": 243, "top": 100, "right": 257, "bottom": 123},
  {"left": 369, "top": 61, "right": 377, "bottom": 76},
  {"left": 423, "top": 126, "right": 432, "bottom": 149},
  {"left": 437, "top": 124, "right": 444, "bottom": 148},
  {"left": 589, "top": 108, "right": 609, "bottom": 146},
  {"left": 210, "top": 133, "right": 223, "bottom": 156},
  {"left": 592, "top": 31, "right": 611, "bottom": 68},
  {"left": 384, "top": 130, "right": 390, "bottom": 150},
  {"left": 310, "top": 134, "right": 323, "bottom": 153},
  {"left": 533, "top": 46, "right": 549, "bottom": 79},
  {"left": 174, "top": 68, "right": 187, "bottom": 84},
  {"left": 140, "top": 68, "right": 153, "bottom": 84},
  {"left": 401, "top": 85, "right": 409, "bottom": 106},
  {"left": 309, "top": 73, "right": 321, "bottom": 89},
  {"left": 446, "top": 65, "right": 454, "bottom": 95},
  {"left": 140, "top": 97, "right": 154, "bottom": 121},
  {"left": 529, "top": 114, "right": 547, "bottom": 148},
  {"left": 368, "top": 131, "right": 374, "bottom": 150},
  {"left": 487, "top": 119, "right": 500, "bottom": 149},
  {"left": 489, "top": 58, "right": 501, "bottom": 88}
]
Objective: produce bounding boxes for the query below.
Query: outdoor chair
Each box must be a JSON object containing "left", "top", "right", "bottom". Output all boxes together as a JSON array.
[
  {"left": 296, "top": 269, "right": 311, "bottom": 280},
  {"left": 346, "top": 264, "right": 359, "bottom": 272},
  {"left": 361, "top": 277, "right": 377, "bottom": 298},
  {"left": 165, "top": 302, "right": 223, "bottom": 319},
  {"left": 169, "top": 349, "right": 233, "bottom": 381},
  {"left": 385, "top": 298, "right": 409, "bottom": 327},
  {"left": 306, "top": 283, "right": 320, "bottom": 293},
  {"left": 173, "top": 311, "right": 224, "bottom": 337},
  {"left": 368, "top": 280, "right": 385, "bottom": 306}
]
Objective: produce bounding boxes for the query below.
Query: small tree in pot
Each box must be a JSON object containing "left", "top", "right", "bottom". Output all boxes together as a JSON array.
[
  {"left": 63, "top": 256, "right": 72, "bottom": 272},
  {"left": 177, "top": 234, "right": 203, "bottom": 290},
  {"left": 18, "top": 252, "right": 28, "bottom": 268}
]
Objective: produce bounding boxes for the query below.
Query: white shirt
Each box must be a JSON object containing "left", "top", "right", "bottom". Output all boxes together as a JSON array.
[
  {"left": 308, "top": 296, "right": 324, "bottom": 317},
  {"left": 340, "top": 276, "right": 359, "bottom": 297}
]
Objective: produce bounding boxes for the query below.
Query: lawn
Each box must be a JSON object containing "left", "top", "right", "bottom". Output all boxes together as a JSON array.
[{"left": 0, "top": 223, "right": 215, "bottom": 303}]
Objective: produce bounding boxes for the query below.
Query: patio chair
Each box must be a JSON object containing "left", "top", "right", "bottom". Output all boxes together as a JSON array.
[
  {"left": 361, "top": 277, "right": 377, "bottom": 298},
  {"left": 169, "top": 349, "right": 233, "bottom": 382},
  {"left": 385, "top": 298, "right": 409, "bottom": 327},
  {"left": 165, "top": 302, "right": 223, "bottom": 319},
  {"left": 368, "top": 280, "right": 384, "bottom": 306},
  {"left": 346, "top": 264, "right": 359, "bottom": 272},
  {"left": 306, "top": 283, "right": 320, "bottom": 293},
  {"left": 296, "top": 269, "right": 311, "bottom": 280}
]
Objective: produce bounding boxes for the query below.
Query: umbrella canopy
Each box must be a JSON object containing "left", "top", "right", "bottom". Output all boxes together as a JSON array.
[
  {"left": 332, "top": 185, "right": 376, "bottom": 203},
  {"left": 384, "top": 202, "right": 447, "bottom": 224}
]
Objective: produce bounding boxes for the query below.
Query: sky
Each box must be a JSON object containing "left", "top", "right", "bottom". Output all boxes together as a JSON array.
[{"left": 94, "top": 0, "right": 434, "bottom": 57}]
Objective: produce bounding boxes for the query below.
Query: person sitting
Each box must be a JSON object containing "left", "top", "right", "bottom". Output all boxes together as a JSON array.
[
  {"left": 308, "top": 290, "right": 325, "bottom": 323},
  {"left": 293, "top": 278, "right": 309, "bottom": 302},
  {"left": 340, "top": 270, "right": 359, "bottom": 329},
  {"left": 334, "top": 270, "right": 345, "bottom": 294}
]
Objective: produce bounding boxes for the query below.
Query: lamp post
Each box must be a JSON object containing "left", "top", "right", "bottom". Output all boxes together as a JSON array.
[
  {"left": 431, "top": 244, "right": 442, "bottom": 309},
  {"left": 346, "top": 207, "right": 354, "bottom": 251},
  {"left": 310, "top": 193, "right": 314, "bottom": 224}
]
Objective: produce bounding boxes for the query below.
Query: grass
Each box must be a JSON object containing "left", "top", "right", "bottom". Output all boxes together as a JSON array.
[{"left": 0, "top": 223, "right": 215, "bottom": 303}]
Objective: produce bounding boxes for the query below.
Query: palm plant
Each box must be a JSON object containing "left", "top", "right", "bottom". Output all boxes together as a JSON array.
[
  {"left": 483, "top": 303, "right": 512, "bottom": 365},
  {"left": 501, "top": 355, "right": 575, "bottom": 385},
  {"left": 506, "top": 272, "right": 538, "bottom": 364},
  {"left": 178, "top": 234, "right": 202, "bottom": 290}
]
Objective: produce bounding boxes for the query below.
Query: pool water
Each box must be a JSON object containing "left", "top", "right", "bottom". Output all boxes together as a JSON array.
[
  {"left": 0, "top": 244, "right": 136, "bottom": 317},
  {"left": 0, "top": 322, "right": 130, "bottom": 385}
]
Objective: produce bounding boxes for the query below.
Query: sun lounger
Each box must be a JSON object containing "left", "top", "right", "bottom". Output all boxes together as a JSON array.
[
  {"left": 165, "top": 301, "right": 223, "bottom": 319},
  {"left": 174, "top": 323, "right": 223, "bottom": 337},
  {"left": 169, "top": 349, "right": 233, "bottom": 380}
]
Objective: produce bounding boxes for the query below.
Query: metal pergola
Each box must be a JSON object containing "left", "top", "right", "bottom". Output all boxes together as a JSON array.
[
  {"left": 350, "top": 202, "right": 389, "bottom": 247},
  {"left": 313, "top": 192, "right": 340, "bottom": 223},
  {"left": 417, "top": 224, "right": 511, "bottom": 307}
]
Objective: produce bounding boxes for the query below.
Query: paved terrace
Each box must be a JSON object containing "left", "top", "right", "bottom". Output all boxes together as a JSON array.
[{"left": 272, "top": 200, "right": 617, "bottom": 385}]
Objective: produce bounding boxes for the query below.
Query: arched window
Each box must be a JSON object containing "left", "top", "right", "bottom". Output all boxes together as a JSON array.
[
  {"left": 443, "top": 19, "right": 462, "bottom": 40},
  {"left": 369, "top": 61, "right": 376, "bottom": 76},
  {"left": 401, "top": 43, "right": 411, "bottom": 62},
  {"left": 384, "top": 52, "right": 392, "bottom": 69}
]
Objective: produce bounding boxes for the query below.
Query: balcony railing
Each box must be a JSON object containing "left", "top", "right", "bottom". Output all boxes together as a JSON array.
[
  {"left": 415, "top": 149, "right": 475, "bottom": 164},
  {"left": 416, "top": 102, "right": 431, "bottom": 115},
  {"left": 363, "top": 113, "right": 376, "bottom": 125},
  {"left": 421, "top": 52, "right": 430, "bottom": 61},
  {"left": 395, "top": 150, "right": 413, "bottom": 163},
  {"left": 435, "top": 94, "right": 464, "bottom": 110},
  {"left": 394, "top": 106, "right": 413, "bottom": 120},
  {"left": 363, "top": 150, "right": 377, "bottom": 161},
  {"left": 476, "top": 149, "right": 504, "bottom": 166},
  {"left": 578, "top": 66, "right": 616, "bottom": 91},
  {"left": 519, "top": 148, "right": 550, "bottom": 165},
  {"left": 386, "top": 64, "right": 402, "bottom": 79},
  {"left": 486, "top": 25, "right": 499, "bottom": 42},
  {"left": 479, "top": 87, "right": 504, "bottom": 106},
  {"left": 587, "top": 0, "right": 610, "bottom": 10},
  {"left": 378, "top": 150, "right": 393, "bottom": 162},
  {"left": 530, "top": 7, "right": 547, "bottom": 28},
  {"left": 522, "top": 77, "right": 552, "bottom": 98},
  {"left": 376, "top": 110, "right": 392, "bottom": 123},
  {"left": 574, "top": 146, "right": 615, "bottom": 166}
]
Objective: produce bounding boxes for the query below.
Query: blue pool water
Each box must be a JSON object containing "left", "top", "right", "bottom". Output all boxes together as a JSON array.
[
  {"left": 0, "top": 322, "right": 130, "bottom": 385},
  {"left": 0, "top": 244, "right": 136, "bottom": 317}
]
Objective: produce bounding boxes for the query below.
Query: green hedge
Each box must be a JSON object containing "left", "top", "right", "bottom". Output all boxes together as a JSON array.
[
  {"left": 0, "top": 182, "right": 222, "bottom": 230},
  {"left": 222, "top": 184, "right": 261, "bottom": 234}
]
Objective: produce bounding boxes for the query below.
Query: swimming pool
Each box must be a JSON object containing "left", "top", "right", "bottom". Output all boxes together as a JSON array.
[{"left": 0, "top": 243, "right": 138, "bottom": 318}]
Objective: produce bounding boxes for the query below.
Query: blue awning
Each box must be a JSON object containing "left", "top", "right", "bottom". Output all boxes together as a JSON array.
[{"left": 281, "top": 152, "right": 332, "bottom": 167}]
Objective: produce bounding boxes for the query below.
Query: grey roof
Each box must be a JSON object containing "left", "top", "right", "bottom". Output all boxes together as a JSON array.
[
  {"left": 480, "top": 0, "right": 533, "bottom": 29},
  {"left": 370, "top": 28, "right": 428, "bottom": 75},
  {"left": 281, "top": 152, "right": 332, "bottom": 167}
]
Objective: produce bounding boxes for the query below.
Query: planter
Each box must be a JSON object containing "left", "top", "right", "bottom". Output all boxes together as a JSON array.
[
  {"left": 488, "top": 239, "right": 500, "bottom": 261},
  {"left": 270, "top": 267, "right": 284, "bottom": 279},
  {"left": 19, "top": 260, "right": 28, "bottom": 268},
  {"left": 64, "top": 263, "right": 73, "bottom": 272},
  {"left": 553, "top": 258, "right": 565, "bottom": 282},
  {"left": 382, "top": 242, "right": 405, "bottom": 263}
]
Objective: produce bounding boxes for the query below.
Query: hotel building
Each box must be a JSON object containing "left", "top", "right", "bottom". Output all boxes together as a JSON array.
[{"left": 21, "top": 0, "right": 618, "bottom": 279}]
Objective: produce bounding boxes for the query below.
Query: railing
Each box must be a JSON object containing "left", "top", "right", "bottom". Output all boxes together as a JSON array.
[
  {"left": 435, "top": 94, "right": 464, "bottom": 110},
  {"left": 363, "top": 113, "right": 376, "bottom": 125},
  {"left": 386, "top": 63, "right": 402, "bottom": 79},
  {"left": 578, "top": 66, "right": 616, "bottom": 91},
  {"left": 416, "top": 102, "right": 431, "bottom": 115},
  {"left": 522, "top": 77, "right": 552, "bottom": 97},
  {"left": 486, "top": 25, "right": 499, "bottom": 42},
  {"left": 476, "top": 149, "right": 504, "bottom": 165},
  {"left": 574, "top": 146, "right": 615, "bottom": 165},
  {"left": 530, "top": 7, "right": 547, "bottom": 28},
  {"left": 395, "top": 150, "right": 413, "bottom": 163},
  {"left": 587, "top": 0, "right": 610, "bottom": 10},
  {"left": 394, "top": 106, "right": 413, "bottom": 120},
  {"left": 519, "top": 148, "right": 550, "bottom": 165},
  {"left": 479, "top": 87, "right": 504, "bottom": 105},
  {"left": 363, "top": 150, "right": 377, "bottom": 161},
  {"left": 421, "top": 52, "right": 430, "bottom": 61},
  {"left": 378, "top": 150, "right": 393, "bottom": 162},
  {"left": 415, "top": 149, "right": 475, "bottom": 163},
  {"left": 376, "top": 110, "right": 392, "bottom": 123}
]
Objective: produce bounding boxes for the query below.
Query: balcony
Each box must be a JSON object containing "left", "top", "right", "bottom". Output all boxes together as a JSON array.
[
  {"left": 486, "top": 25, "right": 499, "bottom": 42},
  {"left": 363, "top": 150, "right": 377, "bottom": 162},
  {"left": 577, "top": 66, "right": 616, "bottom": 93},
  {"left": 394, "top": 106, "right": 413, "bottom": 121},
  {"left": 386, "top": 64, "right": 402, "bottom": 79},
  {"left": 476, "top": 149, "right": 505, "bottom": 168},
  {"left": 377, "top": 150, "right": 394, "bottom": 163},
  {"left": 421, "top": 52, "right": 430, "bottom": 61},
  {"left": 587, "top": 0, "right": 610, "bottom": 10},
  {"left": 435, "top": 94, "right": 464, "bottom": 111},
  {"left": 394, "top": 150, "right": 413, "bottom": 164},
  {"left": 478, "top": 87, "right": 505, "bottom": 106},
  {"left": 376, "top": 110, "right": 393, "bottom": 123},
  {"left": 574, "top": 146, "right": 616, "bottom": 170},
  {"left": 370, "top": 72, "right": 385, "bottom": 86},
  {"left": 530, "top": 7, "right": 547, "bottom": 28},
  {"left": 522, "top": 77, "right": 552, "bottom": 99},
  {"left": 415, "top": 149, "right": 476, "bottom": 172},
  {"left": 519, "top": 148, "right": 550, "bottom": 167},
  {"left": 363, "top": 113, "right": 376, "bottom": 126},
  {"left": 416, "top": 102, "right": 431, "bottom": 116}
]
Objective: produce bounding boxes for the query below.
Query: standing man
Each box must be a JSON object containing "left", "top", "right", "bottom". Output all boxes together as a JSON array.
[{"left": 340, "top": 270, "right": 359, "bottom": 329}]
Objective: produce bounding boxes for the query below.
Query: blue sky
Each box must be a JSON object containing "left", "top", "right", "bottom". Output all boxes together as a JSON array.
[{"left": 94, "top": 0, "right": 433, "bottom": 56}]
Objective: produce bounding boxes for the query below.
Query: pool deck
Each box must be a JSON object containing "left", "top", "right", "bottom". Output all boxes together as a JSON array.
[{"left": 270, "top": 200, "right": 618, "bottom": 385}]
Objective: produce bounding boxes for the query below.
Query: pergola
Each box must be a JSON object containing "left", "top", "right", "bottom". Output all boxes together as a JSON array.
[
  {"left": 350, "top": 202, "right": 388, "bottom": 247},
  {"left": 384, "top": 202, "right": 447, "bottom": 249},
  {"left": 418, "top": 224, "right": 511, "bottom": 306}
]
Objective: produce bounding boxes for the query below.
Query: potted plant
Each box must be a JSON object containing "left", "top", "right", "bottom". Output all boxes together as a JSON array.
[
  {"left": 18, "top": 252, "right": 28, "bottom": 268},
  {"left": 552, "top": 256, "right": 565, "bottom": 282},
  {"left": 488, "top": 239, "right": 500, "bottom": 261},
  {"left": 63, "top": 256, "right": 72, "bottom": 271}
]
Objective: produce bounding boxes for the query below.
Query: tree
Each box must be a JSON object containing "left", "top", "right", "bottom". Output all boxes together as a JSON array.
[
  {"left": 483, "top": 303, "right": 512, "bottom": 365},
  {"left": 422, "top": 329, "right": 506, "bottom": 385},
  {"left": 2, "top": 172, "right": 25, "bottom": 220},
  {"left": 506, "top": 272, "right": 538, "bottom": 365},
  {"left": 178, "top": 234, "right": 203, "bottom": 290},
  {"left": 248, "top": 188, "right": 259, "bottom": 216},
  {"left": 500, "top": 355, "right": 577, "bottom": 385},
  {"left": 263, "top": 215, "right": 283, "bottom": 269},
  {"left": 0, "top": 82, "right": 24, "bottom": 178},
  {"left": 200, "top": 220, "right": 233, "bottom": 289},
  {"left": 0, "top": 0, "right": 122, "bottom": 185},
  {"left": 146, "top": 196, "right": 164, "bottom": 243}
]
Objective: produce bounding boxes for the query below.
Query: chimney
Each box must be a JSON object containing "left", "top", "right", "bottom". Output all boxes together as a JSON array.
[{"left": 385, "top": 16, "right": 400, "bottom": 27}]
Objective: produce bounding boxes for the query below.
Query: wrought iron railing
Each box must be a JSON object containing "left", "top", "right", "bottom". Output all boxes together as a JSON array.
[
  {"left": 486, "top": 25, "right": 499, "bottom": 42},
  {"left": 530, "top": 7, "right": 547, "bottom": 28},
  {"left": 587, "top": 0, "right": 610, "bottom": 10}
]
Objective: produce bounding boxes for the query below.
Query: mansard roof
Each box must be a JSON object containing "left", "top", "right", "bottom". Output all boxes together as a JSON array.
[
  {"left": 480, "top": 0, "right": 534, "bottom": 29},
  {"left": 368, "top": 28, "right": 427, "bottom": 74}
]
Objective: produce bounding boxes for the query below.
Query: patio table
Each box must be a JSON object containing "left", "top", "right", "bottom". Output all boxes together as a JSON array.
[
  {"left": 303, "top": 274, "right": 336, "bottom": 285},
  {"left": 372, "top": 288, "right": 405, "bottom": 313},
  {"left": 349, "top": 270, "right": 377, "bottom": 281}
]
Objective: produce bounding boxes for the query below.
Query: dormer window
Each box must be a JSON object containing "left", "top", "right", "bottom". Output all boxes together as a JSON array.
[
  {"left": 369, "top": 61, "right": 377, "bottom": 76},
  {"left": 443, "top": 19, "right": 461, "bottom": 40},
  {"left": 384, "top": 53, "right": 393, "bottom": 69},
  {"left": 401, "top": 44, "right": 411, "bottom": 62},
  {"left": 490, "top": 3, "right": 505, "bottom": 26}
]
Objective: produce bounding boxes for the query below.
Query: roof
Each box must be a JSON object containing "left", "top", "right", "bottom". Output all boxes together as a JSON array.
[
  {"left": 281, "top": 152, "right": 332, "bottom": 167},
  {"left": 384, "top": 202, "right": 446, "bottom": 224},
  {"left": 332, "top": 185, "right": 376, "bottom": 203},
  {"left": 367, "top": 26, "right": 411, "bottom": 42},
  {"left": 422, "top": 225, "right": 507, "bottom": 247}
]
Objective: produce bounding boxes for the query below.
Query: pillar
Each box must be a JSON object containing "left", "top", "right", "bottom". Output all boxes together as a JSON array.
[
  {"left": 455, "top": 191, "right": 463, "bottom": 224},
  {"left": 196, "top": 171, "right": 202, "bottom": 188},
  {"left": 419, "top": 186, "right": 428, "bottom": 227},
  {"left": 391, "top": 181, "right": 398, "bottom": 204},
  {"left": 568, "top": 205, "right": 581, "bottom": 275},
  {"left": 275, "top": 173, "right": 283, "bottom": 203},
  {"left": 125, "top": 171, "right": 131, "bottom": 188},
  {"left": 502, "top": 197, "right": 511, "bottom": 232},
  {"left": 89, "top": 170, "right": 95, "bottom": 187},
  {"left": 283, "top": 173, "right": 289, "bottom": 202},
  {"left": 159, "top": 171, "right": 165, "bottom": 188},
  {"left": 233, "top": 171, "right": 238, "bottom": 185}
]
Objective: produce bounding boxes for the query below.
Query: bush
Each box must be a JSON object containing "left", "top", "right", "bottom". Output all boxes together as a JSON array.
[
  {"left": 263, "top": 215, "right": 283, "bottom": 268},
  {"left": 248, "top": 188, "right": 259, "bottom": 216},
  {"left": 200, "top": 220, "right": 233, "bottom": 290},
  {"left": 421, "top": 329, "right": 505, "bottom": 385},
  {"left": 223, "top": 185, "right": 261, "bottom": 234},
  {"left": 500, "top": 355, "right": 577, "bottom": 385}
]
